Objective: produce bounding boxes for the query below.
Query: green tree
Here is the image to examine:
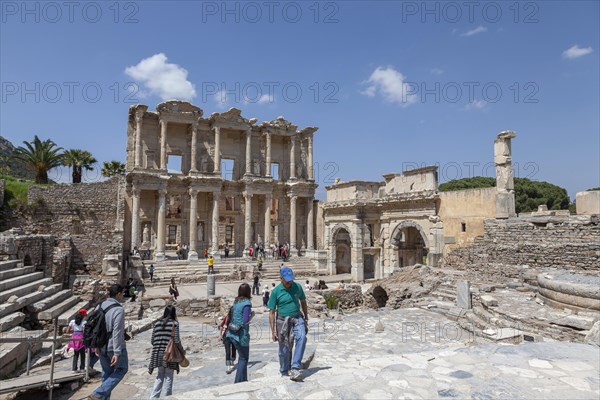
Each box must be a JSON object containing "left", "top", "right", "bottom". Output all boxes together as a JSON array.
[
  {"left": 439, "top": 176, "right": 570, "bottom": 213},
  {"left": 11, "top": 135, "right": 63, "bottom": 184},
  {"left": 101, "top": 160, "right": 126, "bottom": 177},
  {"left": 62, "top": 149, "right": 97, "bottom": 183}
]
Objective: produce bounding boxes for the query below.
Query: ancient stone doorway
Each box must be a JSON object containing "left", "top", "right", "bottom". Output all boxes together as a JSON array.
[
  {"left": 334, "top": 228, "right": 352, "bottom": 274},
  {"left": 391, "top": 222, "right": 428, "bottom": 268},
  {"left": 364, "top": 254, "right": 375, "bottom": 279},
  {"left": 372, "top": 286, "right": 388, "bottom": 308}
]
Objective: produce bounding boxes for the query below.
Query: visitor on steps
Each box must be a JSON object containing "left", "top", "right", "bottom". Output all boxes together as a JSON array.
[
  {"left": 268, "top": 267, "right": 308, "bottom": 382},
  {"left": 208, "top": 255, "right": 215, "bottom": 274},
  {"left": 148, "top": 305, "right": 182, "bottom": 399},
  {"left": 252, "top": 270, "right": 260, "bottom": 296},
  {"left": 148, "top": 264, "right": 155, "bottom": 282},
  {"left": 262, "top": 285, "right": 270, "bottom": 308},
  {"left": 169, "top": 278, "right": 179, "bottom": 302},
  {"left": 66, "top": 312, "right": 87, "bottom": 371},
  {"left": 226, "top": 283, "right": 253, "bottom": 383}
]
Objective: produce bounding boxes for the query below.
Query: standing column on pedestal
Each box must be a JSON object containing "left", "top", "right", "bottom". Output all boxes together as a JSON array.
[
  {"left": 290, "top": 195, "right": 297, "bottom": 250},
  {"left": 156, "top": 189, "right": 167, "bottom": 261},
  {"left": 160, "top": 119, "right": 168, "bottom": 170},
  {"left": 289, "top": 135, "right": 296, "bottom": 179},
  {"left": 264, "top": 194, "right": 272, "bottom": 248},
  {"left": 245, "top": 129, "right": 252, "bottom": 175},
  {"left": 211, "top": 192, "right": 220, "bottom": 253},
  {"left": 188, "top": 189, "right": 198, "bottom": 261},
  {"left": 134, "top": 110, "right": 144, "bottom": 168},
  {"left": 306, "top": 196, "right": 314, "bottom": 250},
  {"left": 214, "top": 127, "right": 221, "bottom": 174},
  {"left": 131, "top": 187, "right": 141, "bottom": 249},
  {"left": 244, "top": 193, "right": 253, "bottom": 253},
  {"left": 265, "top": 131, "right": 272, "bottom": 177},
  {"left": 307, "top": 135, "right": 314, "bottom": 180},
  {"left": 190, "top": 122, "right": 198, "bottom": 172}
]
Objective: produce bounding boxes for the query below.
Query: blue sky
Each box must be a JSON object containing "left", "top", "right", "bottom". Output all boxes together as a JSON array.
[{"left": 1, "top": 0, "right": 598, "bottom": 201}]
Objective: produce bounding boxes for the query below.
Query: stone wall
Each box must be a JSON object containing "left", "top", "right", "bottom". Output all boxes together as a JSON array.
[
  {"left": 0, "top": 230, "right": 54, "bottom": 274},
  {"left": 142, "top": 296, "right": 224, "bottom": 318},
  {"left": 576, "top": 190, "right": 600, "bottom": 215},
  {"left": 317, "top": 286, "right": 363, "bottom": 309},
  {"left": 26, "top": 177, "right": 125, "bottom": 278},
  {"left": 442, "top": 215, "right": 600, "bottom": 278}
]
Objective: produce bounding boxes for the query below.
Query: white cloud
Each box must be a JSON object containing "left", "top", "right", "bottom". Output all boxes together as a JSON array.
[
  {"left": 257, "top": 93, "right": 274, "bottom": 104},
  {"left": 562, "top": 45, "right": 593, "bottom": 59},
  {"left": 461, "top": 26, "right": 487, "bottom": 37},
  {"left": 430, "top": 68, "right": 444, "bottom": 76},
  {"left": 464, "top": 100, "right": 488, "bottom": 111},
  {"left": 125, "top": 53, "right": 196, "bottom": 101},
  {"left": 361, "top": 66, "right": 417, "bottom": 107}
]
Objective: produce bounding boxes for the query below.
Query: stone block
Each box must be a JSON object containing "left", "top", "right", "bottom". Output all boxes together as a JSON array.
[
  {"left": 456, "top": 280, "right": 471, "bottom": 309},
  {"left": 480, "top": 285, "right": 495, "bottom": 292},
  {"left": 584, "top": 321, "right": 600, "bottom": 346},
  {"left": 149, "top": 299, "right": 166, "bottom": 308},
  {"left": 480, "top": 295, "right": 498, "bottom": 307},
  {"left": 375, "top": 320, "right": 384, "bottom": 332},
  {"left": 190, "top": 301, "right": 208, "bottom": 309}
]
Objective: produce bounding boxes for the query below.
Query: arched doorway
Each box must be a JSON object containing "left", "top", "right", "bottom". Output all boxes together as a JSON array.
[
  {"left": 391, "top": 222, "right": 428, "bottom": 267},
  {"left": 334, "top": 228, "right": 352, "bottom": 274}
]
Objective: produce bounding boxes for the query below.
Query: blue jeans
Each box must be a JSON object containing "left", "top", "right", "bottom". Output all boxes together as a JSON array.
[
  {"left": 93, "top": 348, "right": 129, "bottom": 400},
  {"left": 278, "top": 317, "right": 306, "bottom": 374},
  {"left": 149, "top": 367, "right": 174, "bottom": 398},
  {"left": 229, "top": 338, "right": 249, "bottom": 383}
]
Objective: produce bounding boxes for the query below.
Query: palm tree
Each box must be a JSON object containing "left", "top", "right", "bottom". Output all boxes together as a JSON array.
[
  {"left": 12, "top": 135, "right": 64, "bottom": 184},
  {"left": 62, "top": 149, "right": 97, "bottom": 183},
  {"left": 101, "top": 160, "right": 126, "bottom": 177}
]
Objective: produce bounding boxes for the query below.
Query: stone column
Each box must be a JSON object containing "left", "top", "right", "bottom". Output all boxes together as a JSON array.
[
  {"left": 290, "top": 195, "right": 297, "bottom": 251},
  {"left": 214, "top": 126, "right": 221, "bottom": 174},
  {"left": 156, "top": 189, "right": 167, "bottom": 261},
  {"left": 264, "top": 194, "right": 272, "bottom": 247},
  {"left": 211, "top": 192, "right": 220, "bottom": 254},
  {"left": 265, "top": 131, "right": 272, "bottom": 177},
  {"left": 494, "top": 130, "right": 517, "bottom": 218},
  {"left": 188, "top": 189, "right": 198, "bottom": 261},
  {"left": 245, "top": 129, "right": 252, "bottom": 175},
  {"left": 190, "top": 122, "right": 198, "bottom": 172},
  {"left": 289, "top": 135, "right": 296, "bottom": 179},
  {"left": 306, "top": 197, "right": 314, "bottom": 250},
  {"left": 244, "top": 193, "right": 252, "bottom": 254},
  {"left": 307, "top": 135, "right": 314, "bottom": 180},
  {"left": 131, "top": 187, "right": 141, "bottom": 249},
  {"left": 134, "top": 111, "right": 143, "bottom": 168},
  {"left": 159, "top": 119, "right": 168, "bottom": 170}
]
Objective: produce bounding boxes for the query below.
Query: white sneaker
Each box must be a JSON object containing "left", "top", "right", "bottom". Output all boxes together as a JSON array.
[{"left": 226, "top": 365, "right": 235, "bottom": 374}]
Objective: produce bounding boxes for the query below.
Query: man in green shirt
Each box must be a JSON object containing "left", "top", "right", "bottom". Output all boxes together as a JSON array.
[{"left": 268, "top": 267, "right": 308, "bottom": 381}]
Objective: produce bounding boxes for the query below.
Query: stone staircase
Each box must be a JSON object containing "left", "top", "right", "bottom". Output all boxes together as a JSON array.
[
  {"left": 0, "top": 259, "right": 89, "bottom": 378},
  {"left": 144, "top": 256, "right": 319, "bottom": 287}
]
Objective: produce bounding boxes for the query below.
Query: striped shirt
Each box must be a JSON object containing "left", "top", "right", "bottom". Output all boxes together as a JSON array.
[{"left": 149, "top": 318, "right": 181, "bottom": 374}]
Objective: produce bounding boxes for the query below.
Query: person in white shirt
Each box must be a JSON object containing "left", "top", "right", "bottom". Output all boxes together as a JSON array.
[
  {"left": 305, "top": 280, "right": 312, "bottom": 291},
  {"left": 66, "top": 313, "right": 87, "bottom": 371}
]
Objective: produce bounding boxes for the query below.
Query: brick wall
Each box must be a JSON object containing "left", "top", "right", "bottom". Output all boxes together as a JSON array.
[
  {"left": 442, "top": 215, "right": 600, "bottom": 278},
  {"left": 26, "top": 177, "right": 126, "bottom": 276}
]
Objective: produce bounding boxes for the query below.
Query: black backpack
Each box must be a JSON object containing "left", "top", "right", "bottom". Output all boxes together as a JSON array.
[{"left": 83, "top": 303, "right": 121, "bottom": 349}]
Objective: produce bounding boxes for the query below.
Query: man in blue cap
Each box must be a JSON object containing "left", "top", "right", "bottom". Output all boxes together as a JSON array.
[{"left": 268, "top": 267, "right": 308, "bottom": 381}]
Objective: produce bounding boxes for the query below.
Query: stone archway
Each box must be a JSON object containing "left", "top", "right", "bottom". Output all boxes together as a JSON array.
[
  {"left": 330, "top": 224, "right": 352, "bottom": 275},
  {"left": 390, "top": 221, "right": 428, "bottom": 268}
]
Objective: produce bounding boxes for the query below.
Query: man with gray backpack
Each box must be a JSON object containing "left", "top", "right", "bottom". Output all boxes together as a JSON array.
[{"left": 85, "top": 284, "right": 129, "bottom": 400}]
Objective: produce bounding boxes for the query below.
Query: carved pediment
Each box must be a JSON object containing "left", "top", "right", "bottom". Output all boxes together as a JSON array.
[
  {"left": 261, "top": 116, "right": 298, "bottom": 132},
  {"left": 157, "top": 100, "right": 203, "bottom": 117},
  {"left": 209, "top": 108, "right": 250, "bottom": 126}
]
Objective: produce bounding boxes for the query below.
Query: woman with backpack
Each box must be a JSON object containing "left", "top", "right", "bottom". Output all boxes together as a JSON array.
[
  {"left": 225, "top": 283, "right": 253, "bottom": 383},
  {"left": 65, "top": 312, "right": 86, "bottom": 371},
  {"left": 149, "top": 305, "right": 182, "bottom": 398},
  {"left": 218, "top": 307, "right": 237, "bottom": 374}
]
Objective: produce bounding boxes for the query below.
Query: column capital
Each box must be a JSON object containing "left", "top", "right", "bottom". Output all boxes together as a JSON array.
[
  {"left": 132, "top": 187, "right": 141, "bottom": 196},
  {"left": 243, "top": 192, "right": 253, "bottom": 201},
  {"left": 189, "top": 188, "right": 199, "bottom": 197},
  {"left": 158, "top": 188, "right": 168, "bottom": 197}
]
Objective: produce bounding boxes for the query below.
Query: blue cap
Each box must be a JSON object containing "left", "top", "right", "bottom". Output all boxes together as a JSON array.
[{"left": 280, "top": 267, "right": 295, "bottom": 281}]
